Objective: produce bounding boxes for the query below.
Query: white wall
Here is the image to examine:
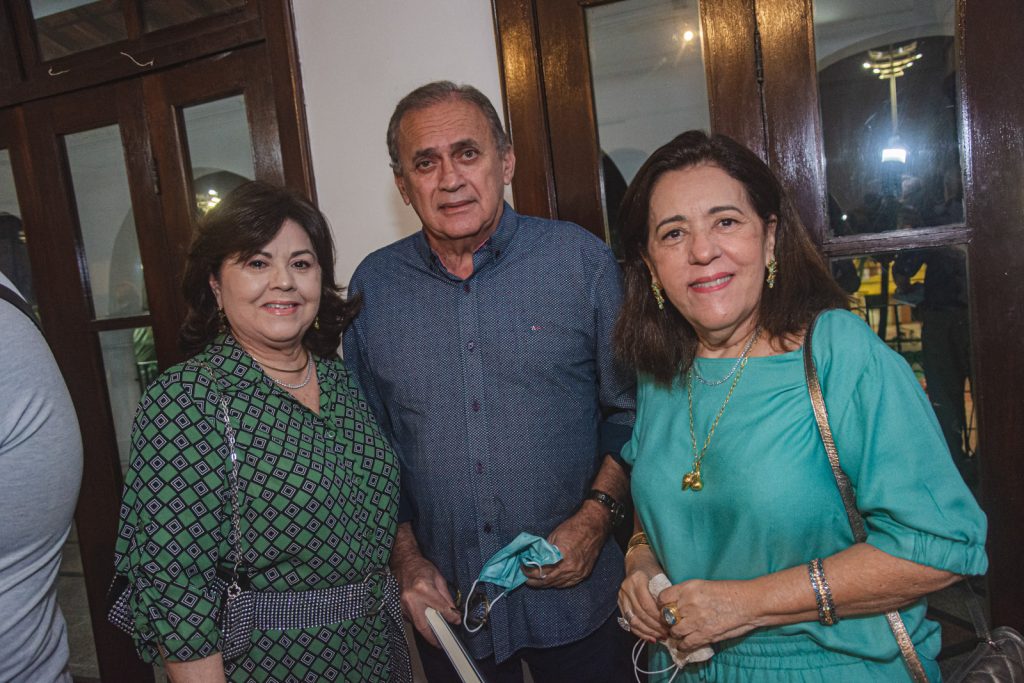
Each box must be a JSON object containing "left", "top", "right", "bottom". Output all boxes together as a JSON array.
[{"left": 291, "top": 0, "right": 505, "bottom": 286}]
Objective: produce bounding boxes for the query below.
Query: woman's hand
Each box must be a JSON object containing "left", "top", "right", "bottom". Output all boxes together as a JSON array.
[
  {"left": 618, "top": 545, "right": 670, "bottom": 643},
  {"left": 658, "top": 578, "right": 759, "bottom": 650}
]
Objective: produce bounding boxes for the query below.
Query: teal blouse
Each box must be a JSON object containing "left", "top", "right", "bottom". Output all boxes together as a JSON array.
[{"left": 622, "top": 310, "right": 987, "bottom": 682}]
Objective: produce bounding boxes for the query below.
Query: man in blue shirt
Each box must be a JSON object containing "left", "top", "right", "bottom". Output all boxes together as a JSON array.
[{"left": 344, "top": 81, "right": 635, "bottom": 682}]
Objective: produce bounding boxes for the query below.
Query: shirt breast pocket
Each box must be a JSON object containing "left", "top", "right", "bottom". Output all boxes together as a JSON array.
[{"left": 516, "top": 305, "right": 594, "bottom": 379}]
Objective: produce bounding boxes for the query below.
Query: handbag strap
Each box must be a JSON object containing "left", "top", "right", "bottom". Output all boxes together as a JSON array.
[
  {"left": 0, "top": 283, "right": 42, "bottom": 333},
  {"left": 802, "top": 312, "right": 930, "bottom": 683},
  {"left": 190, "top": 360, "right": 245, "bottom": 603}
]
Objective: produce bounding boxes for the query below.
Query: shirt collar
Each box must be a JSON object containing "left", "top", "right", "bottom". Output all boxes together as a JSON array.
[{"left": 413, "top": 202, "right": 519, "bottom": 280}]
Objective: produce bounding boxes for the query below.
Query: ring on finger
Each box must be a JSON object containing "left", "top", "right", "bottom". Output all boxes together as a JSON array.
[
  {"left": 661, "top": 603, "right": 682, "bottom": 627},
  {"left": 616, "top": 616, "right": 632, "bottom": 633}
]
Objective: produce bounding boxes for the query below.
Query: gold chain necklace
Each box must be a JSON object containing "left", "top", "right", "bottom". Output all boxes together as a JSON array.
[{"left": 682, "top": 327, "right": 761, "bottom": 491}]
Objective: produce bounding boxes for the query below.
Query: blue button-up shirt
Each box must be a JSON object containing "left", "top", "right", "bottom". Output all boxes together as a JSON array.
[{"left": 344, "top": 204, "right": 635, "bottom": 662}]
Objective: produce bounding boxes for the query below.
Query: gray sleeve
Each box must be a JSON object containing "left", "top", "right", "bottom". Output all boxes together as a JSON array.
[{"left": 0, "top": 301, "right": 82, "bottom": 682}]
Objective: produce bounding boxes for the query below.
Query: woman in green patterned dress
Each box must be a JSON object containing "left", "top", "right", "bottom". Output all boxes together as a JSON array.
[{"left": 111, "top": 181, "right": 410, "bottom": 682}]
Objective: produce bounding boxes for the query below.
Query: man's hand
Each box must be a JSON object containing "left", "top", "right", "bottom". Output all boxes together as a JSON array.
[
  {"left": 522, "top": 454, "right": 627, "bottom": 589},
  {"left": 522, "top": 501, "right": 609, "bottom": 589},
  {"left": 390, "top": 523, "right": 461, "bottom": 647}
]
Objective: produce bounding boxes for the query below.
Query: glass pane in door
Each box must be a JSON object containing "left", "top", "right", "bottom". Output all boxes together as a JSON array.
[
  {"left": 586, "top": 0, "right": 711, "bottom": 252},
  {"left": 64, "top": 124, "right": 148, "bottom": 319},
  {"left": 99, "top": 326, "right": 156, "bottom": 473},
  {"left": 30, "top": 0, "right": 128, "bottom": 61},
  {"left": 831, "top": 245, "right": 975, "bottom": 479},
  {"left": 141, "top": 0, "right": 245, "bottom": 32},
  {"left": 181, "top": 95, "right": 255, "bottom": 213},
  {"left": 814, "top": 0, "right": 961, "bottom": 237},
  {"left": 0, "top": 150, "right": 35, "bottom": 306}
]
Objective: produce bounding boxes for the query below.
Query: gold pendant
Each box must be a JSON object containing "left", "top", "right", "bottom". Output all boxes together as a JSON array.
[{"left": 681, "top": 470, "right": 703, "bottom": 491}]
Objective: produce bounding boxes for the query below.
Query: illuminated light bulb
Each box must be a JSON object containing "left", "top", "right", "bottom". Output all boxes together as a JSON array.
[
  {"left": 882, "top": 147, "right": 907, "bottom": 163},
  {"left": 683, "top": 30, "right": 694, "bottom": 42}
]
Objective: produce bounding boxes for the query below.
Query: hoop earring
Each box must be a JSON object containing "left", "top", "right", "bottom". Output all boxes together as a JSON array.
[
  {"left": 766, "top": 259, "right": 778, "bottom": 289},
  {"left": 651, "top": 279, "right": 666, "bottom": 310}
]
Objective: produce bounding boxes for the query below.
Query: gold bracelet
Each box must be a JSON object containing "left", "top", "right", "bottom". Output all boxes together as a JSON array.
[{"left": 625, "top": 531, "right": 650, "bottom": 559}]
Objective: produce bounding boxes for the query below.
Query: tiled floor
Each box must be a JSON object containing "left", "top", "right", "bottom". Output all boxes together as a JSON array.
[{"left": 57, "top": 527, "right": 100, "bottom": 680}]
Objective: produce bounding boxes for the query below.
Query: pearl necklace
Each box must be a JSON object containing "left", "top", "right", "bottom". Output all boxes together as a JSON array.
[{"left": 259, "top": 353, "right": 314, "bottom": 389}]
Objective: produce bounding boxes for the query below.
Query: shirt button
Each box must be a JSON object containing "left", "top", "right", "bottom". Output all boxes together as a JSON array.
[
  {"left": 475, "top": 461, "right": 483, "bottom": 474},
  {"left": 483, "top": 523, "right": 492, "bottom": 533},
  {"left": 471, "top": 399, "right": 480, "bottom": 412},
  {"left": 463, "top": 283, "right": 471, "bottom": 293},
  {"left": 467, "top": 340, "right": 475, "bottom": 351}
]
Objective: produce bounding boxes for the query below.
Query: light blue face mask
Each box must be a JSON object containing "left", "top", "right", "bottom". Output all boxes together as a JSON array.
[{"left": 463, "top": 532, "right": 562, "bottom": 632}]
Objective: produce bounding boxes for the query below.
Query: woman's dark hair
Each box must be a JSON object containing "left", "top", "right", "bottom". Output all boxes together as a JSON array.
[
  {"left": 179, "top": 181, "right": 360, "bottom": 357},
  {"left": 613, "top": 130, "right": 849, "bottom": 385}
]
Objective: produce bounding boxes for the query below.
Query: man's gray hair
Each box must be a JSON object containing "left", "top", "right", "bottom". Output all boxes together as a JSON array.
[{"left": 386, "top": 81, "right": 511, "bottom": 174}]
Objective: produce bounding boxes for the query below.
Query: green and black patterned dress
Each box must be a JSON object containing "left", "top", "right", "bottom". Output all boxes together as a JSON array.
[{"left": 113, "top": 335, "right": 404, "bottom": 682}]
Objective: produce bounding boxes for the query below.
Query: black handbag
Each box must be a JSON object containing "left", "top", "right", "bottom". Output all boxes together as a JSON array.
[
  {"left": 107, "top": 378, "right": 253, "bottom": 659},
  {"left": 803, "top": 313, "right": 1024, "bottom": 682},
  {"left": 943, "top": 582, "right": 1024, "bottom": 683}
]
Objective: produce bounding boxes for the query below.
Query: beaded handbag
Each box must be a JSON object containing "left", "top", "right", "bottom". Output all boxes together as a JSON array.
[{"left": 106, "top": 367, "right": 256, "bottom": 660}]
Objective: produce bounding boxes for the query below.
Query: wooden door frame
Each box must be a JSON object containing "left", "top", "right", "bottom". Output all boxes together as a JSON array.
[
  {"left": 958, "top": 0, "right": 1024, "bottom": 631},
  {"left": 20, "top": 81, "right": 156, "bottom": 682},
  {"left": 1, "top": 9, "right": 316, "bottom": 676},
  {"left": 492, "top": 0, "right": 763, "bottom": 238}
]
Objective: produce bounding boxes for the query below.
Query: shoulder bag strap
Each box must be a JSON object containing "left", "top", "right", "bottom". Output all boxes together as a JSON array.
[
  {"left": 802, "top": 312, "right": 930, "bottom": 683},
  {"left": 189, "top": 360, "right": 245, "bottom": 603},
  {"left": 0, "top": 283, "right": 42, "bottom": 333}
]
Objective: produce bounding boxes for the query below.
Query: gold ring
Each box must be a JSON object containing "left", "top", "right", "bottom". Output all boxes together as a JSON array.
[{"left": 661, "top": 604, "right": 682, "bottom": 627}]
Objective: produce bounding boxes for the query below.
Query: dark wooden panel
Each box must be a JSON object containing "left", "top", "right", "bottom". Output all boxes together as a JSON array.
[
  {"left": 701, "top": 0, "right": 764, "bottom": 158},
  {"left": 113, "top": 78, "right": 182, "bottom": 367},
  {"left": 0, "top": 1, "right": 23, "bottom": 90},
  {"left": 755, "top": 0, "right": 827, "bottom": 243},
  {"left": 492, "top": 0, "right": 557, "bottom": 220},
  {"left": 821, "top": 225, "right": 970, "bottom": 259},
  {"left": 0, "top": 4, "right": 262, "bottom": 108},
  {"left": 534, "top": 0, "right": 604, "bottom": 238},
  {"left": 244, "top": 41, "right": 286, "bottom": 186},
  {"left": 260, "top": 0, "right": 315, "bottom": 198},
  {"left": 960, "top": 0, "right": 1024, "bottom": 632}
]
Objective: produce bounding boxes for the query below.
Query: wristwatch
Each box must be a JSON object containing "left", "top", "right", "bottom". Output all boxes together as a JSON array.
[{"left": 587, "top": 489, "right": 626, "bottom": 528}]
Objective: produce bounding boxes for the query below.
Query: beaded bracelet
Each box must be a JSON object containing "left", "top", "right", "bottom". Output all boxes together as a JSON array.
[
  {"left": 808, "top": 558, "right": 839, "bottom": 625},
  {"left": 625, "top": 531, "right": 650, "bottom": 559}
]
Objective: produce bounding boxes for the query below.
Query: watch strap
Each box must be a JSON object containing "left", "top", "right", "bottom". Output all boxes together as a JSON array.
[{"left": 587, "top": 489, "right": 625, "bottom": 528}]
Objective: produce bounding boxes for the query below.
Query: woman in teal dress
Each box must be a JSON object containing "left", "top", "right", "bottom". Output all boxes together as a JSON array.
[
  {"left": 110, "top": 182, "right": 410, "bottom": 682},
  {"left": 612, "top": 131, "right": 987, "bottom": 681}
]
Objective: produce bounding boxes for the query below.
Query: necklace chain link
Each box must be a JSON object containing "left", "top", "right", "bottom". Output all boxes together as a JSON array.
[
  {"left": 692, "top": 325, "right": 762, "bottom": 386},
  {"left": 683, "top": 327, "right": 761, "bottom": 491}
]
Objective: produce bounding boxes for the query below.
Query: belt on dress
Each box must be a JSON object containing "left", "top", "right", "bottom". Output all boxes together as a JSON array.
[{"left": 220, "top": 566, "right": 412, "bottom": 682}]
